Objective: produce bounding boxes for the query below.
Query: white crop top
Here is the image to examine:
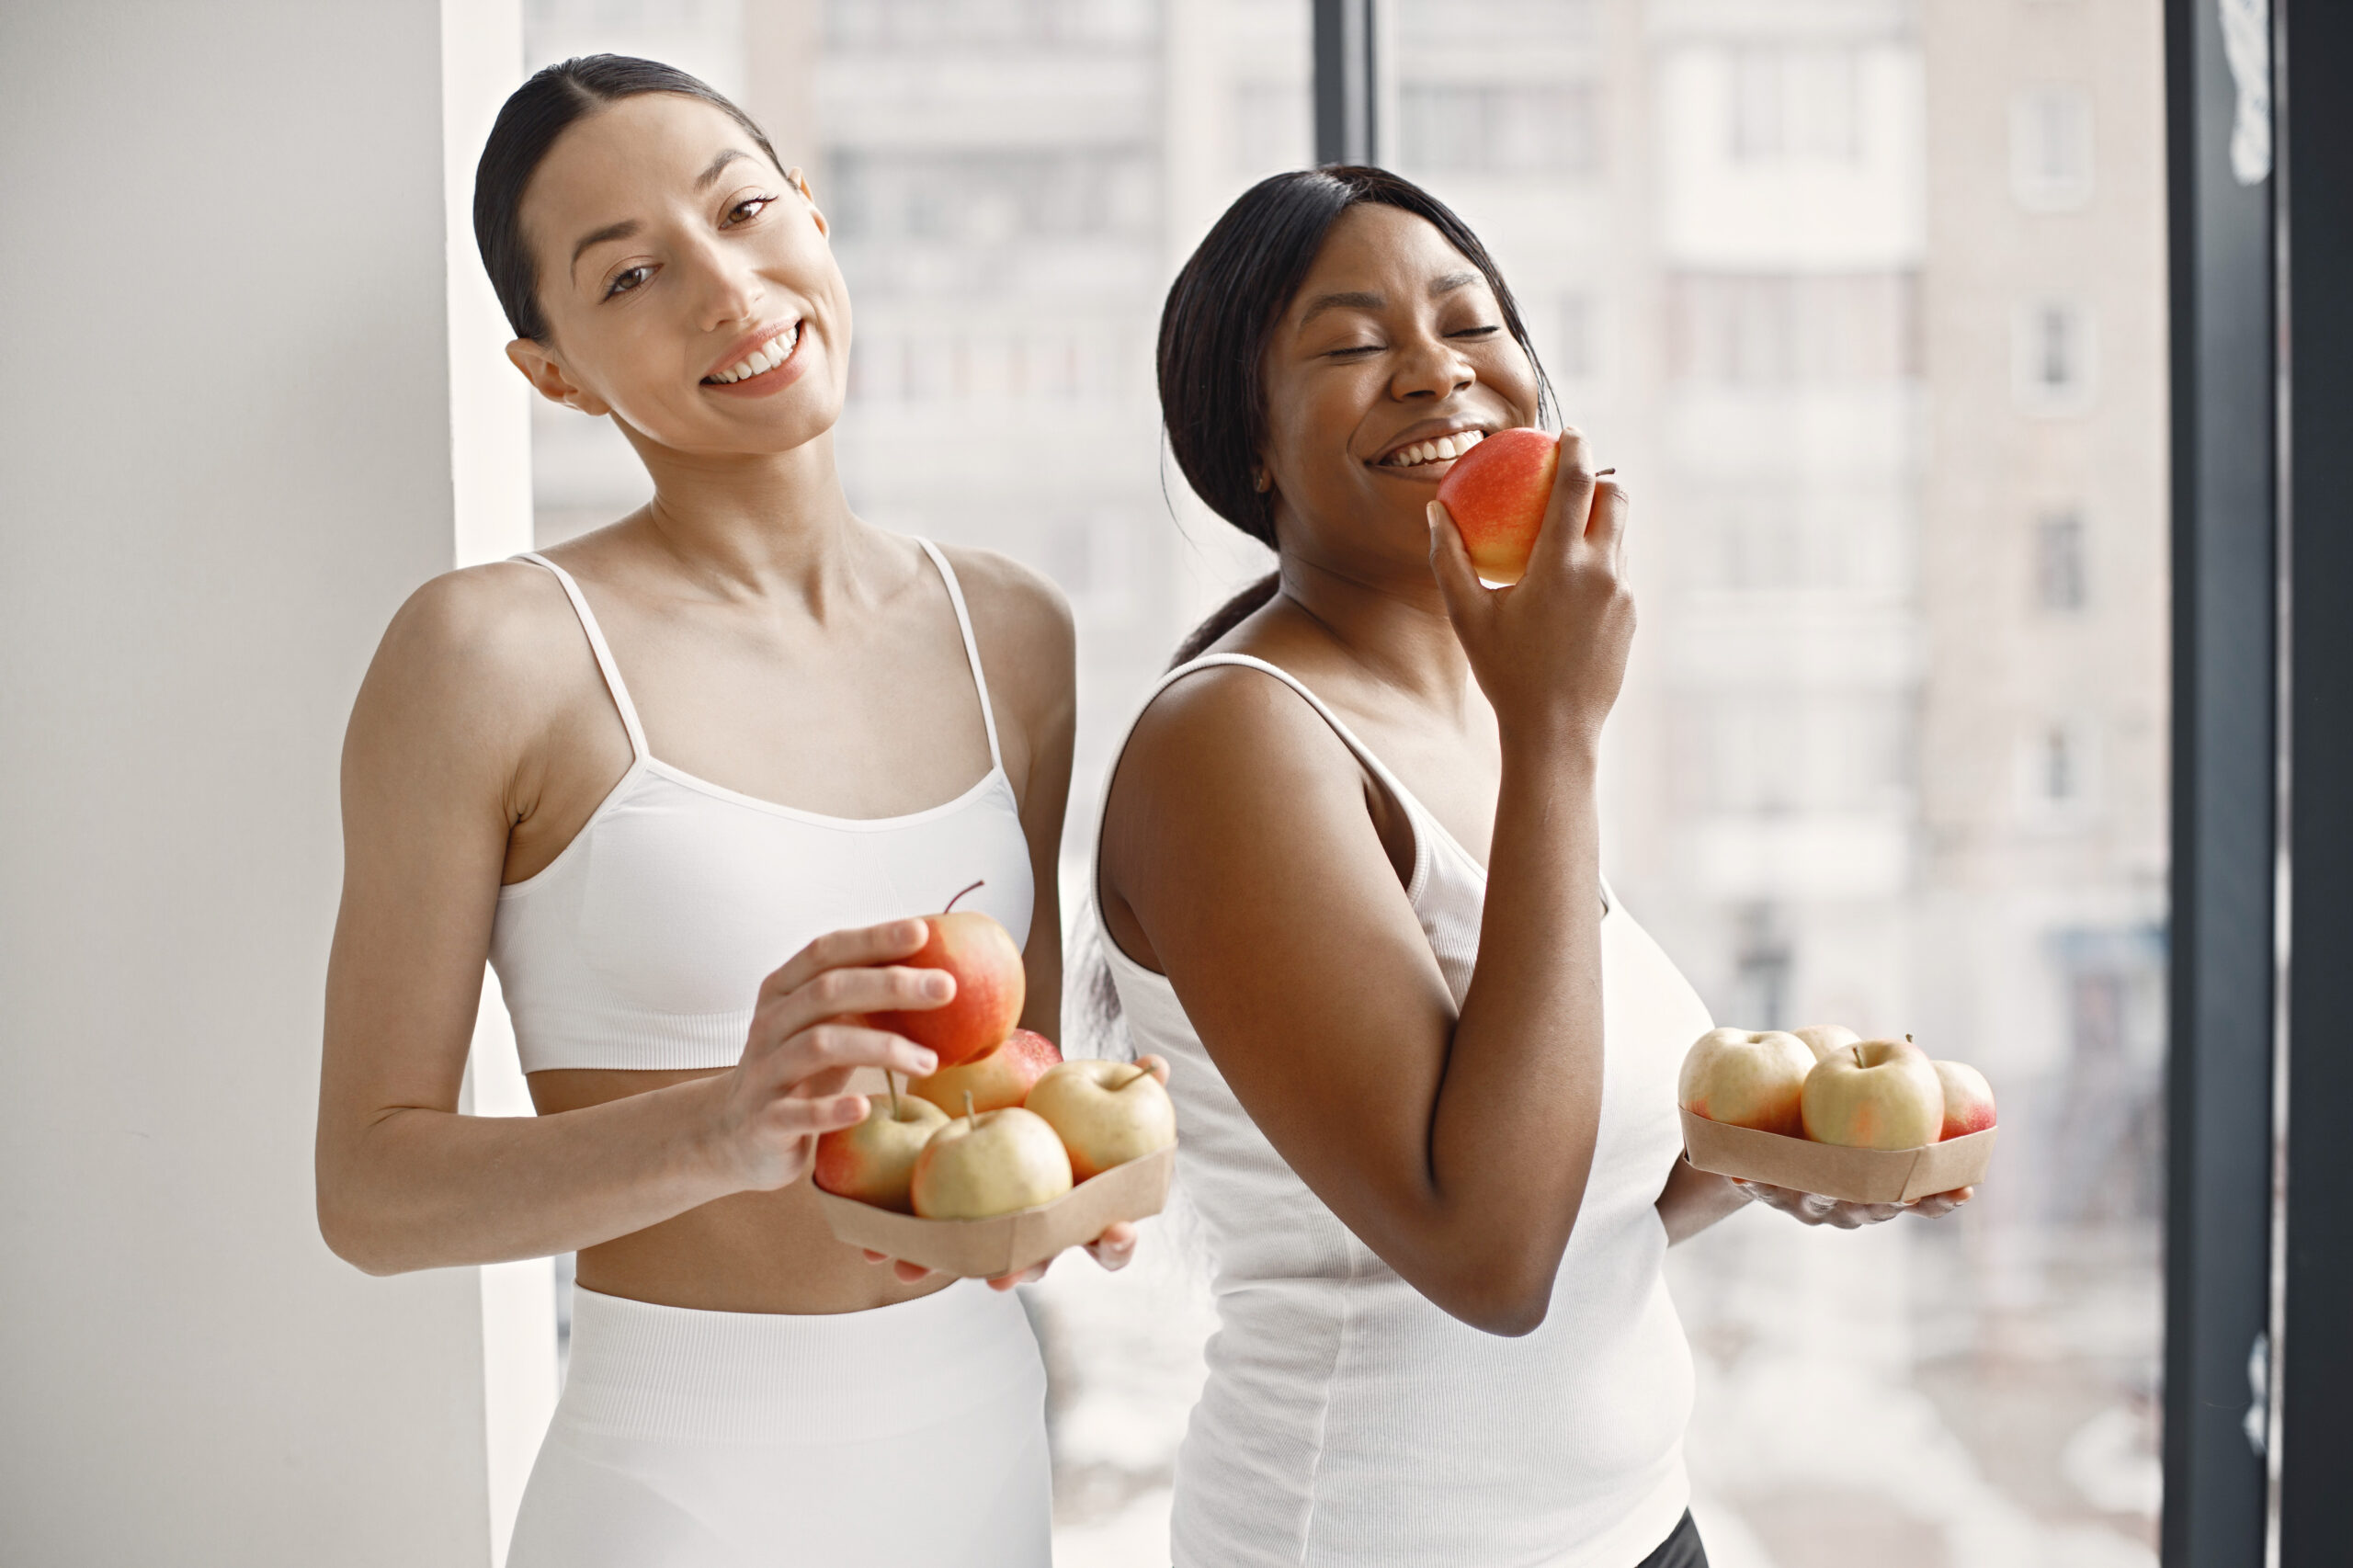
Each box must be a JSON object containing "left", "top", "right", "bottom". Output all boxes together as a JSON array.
[
  {"left": 490, "top": 541, "right": 1035, "bottom": 1074},
  {"left": 1097, "top": 653, "right": 1711, "bottom": 1568}
]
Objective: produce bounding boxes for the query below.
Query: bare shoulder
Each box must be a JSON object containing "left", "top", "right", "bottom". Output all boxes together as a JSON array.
[
  {"left": 350, "top": 561, "right": 589, "bottom": 762},
  {"left": 930, "top": 541, "right": 1074, "bottom": 722},
  {"left": 1118, "top": 660, "right": 1359, "bottom": 816}
]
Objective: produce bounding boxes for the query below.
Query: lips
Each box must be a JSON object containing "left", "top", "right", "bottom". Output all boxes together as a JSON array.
[{"left": 701, "top": 320, "right": 801, "bottom": 386}]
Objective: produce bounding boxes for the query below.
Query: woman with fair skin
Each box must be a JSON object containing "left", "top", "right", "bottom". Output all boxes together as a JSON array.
[
  {"left": 1095, "top": 169, "right": 1967, "bottom": 1567},
  {"left": 314, "top": 57, "right": 1143, "bottom": 1565}
]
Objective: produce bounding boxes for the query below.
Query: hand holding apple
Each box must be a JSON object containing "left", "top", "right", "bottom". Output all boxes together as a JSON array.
[
  {"left": 1732, "top": 1178, "right": 1975, "bottom": 1228},
  {"left": 1433, "top": 426, "right": 1557, "bottom": 585},
  {"left": 863, "top": 881, "right": 1027, "bottom": 1068}
]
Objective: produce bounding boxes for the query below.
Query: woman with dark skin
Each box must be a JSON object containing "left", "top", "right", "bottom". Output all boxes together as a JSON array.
[
  {"left": 1095, "top": 168, "right": 1966, "bottom": 1567},
  {"left": 313, "top": 58, "right": 1146, "bottom": 1564}
]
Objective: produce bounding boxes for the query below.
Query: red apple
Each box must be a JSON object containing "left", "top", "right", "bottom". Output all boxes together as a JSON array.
[
  {"left": 1677, "top": 1028, "right": 1815, "bottom": 1137},
  {"left": 910, "top": 1027, "right": 1062, "bottom": 1117},
  {"left": 1931, "top": 1060, "right": 1997, "bottom": 1140},
  {"left": 1790, "top": 1023, "right": 1861, "bottom": 1062},
  {"left": 910, "top": 1102, "right": 1073, "bottom": 1220},
  {"left": 813, "top": 1092, "right": 949, "bottom": 1214},
  {"left": 864, "top": 882, "right": 1027, "bottom": 1068},
  {"left": 1801, "top": 1039, "right": 1946, "bottom": 1151},
  {"left": 1023, "top": 1060, "right": 1177, "bottom": 1181},
  {"left": 1434, "top": 426, "right": 1557, "bottom": 585}
]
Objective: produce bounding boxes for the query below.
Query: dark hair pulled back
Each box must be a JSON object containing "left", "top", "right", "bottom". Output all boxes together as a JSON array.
[
  {"left": 473, "top": 55, "right": 785, "bottom": 342},
  {"left": 1155, "top": 166, "right": 1553, "bottom": 665}
]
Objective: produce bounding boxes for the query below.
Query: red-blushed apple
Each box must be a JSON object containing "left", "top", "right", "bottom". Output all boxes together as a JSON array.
[
  {"left": 1677, "top": 1028, "right": 1815, "bottom": 1137},
  {"left": 1931, "top": 1060, "right": 1997, "bottom": 1140},
  {"left": 1790, "top": 1023, "right": 1861, "bottom": 1062},
  {"left": 911, "top": 1027, "right": 1062, "bottom": 1117},
  {"left": 1801, "top": 1039, "right": 1946, "bottom": 1151},
  {"left": 909, "top": 1100, "right": 1074, "bottom": 1220},
  {"left": 1022, "top": 1060, "right": 1177, "bottom": 1181},
  {"left": 1433, "top": 426, "right": 1557, "bottom": 585},
  {"left": 864, "top": 881, "right": 1026, "bottom": 1068},
  {"left": 813, "top": 1091, "right": 949, "bottom": 1214}
]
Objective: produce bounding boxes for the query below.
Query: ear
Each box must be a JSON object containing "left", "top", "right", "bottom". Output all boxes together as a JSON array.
[
  {"left": 506, "top": 337, "right": 610, "bottom": 417},
  {"left": 787, "top": 166, "right": 829, "bottom": 238},
  {"left": 1251, "top": 462, "right": 1272, "bottom": 494}
]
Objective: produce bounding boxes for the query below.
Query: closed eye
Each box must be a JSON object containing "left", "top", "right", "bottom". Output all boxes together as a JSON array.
[{"left": 1450, "top": 324, "right": 1502, "bottom": 338}]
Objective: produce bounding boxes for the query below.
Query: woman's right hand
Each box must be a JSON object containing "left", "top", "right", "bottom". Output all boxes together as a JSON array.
[
  {"left": 708, "top": 919, "right": 951, "bottom": 1193},
  {"left": 1427, "top": 426, "right": 1634, "bottom": 756}
]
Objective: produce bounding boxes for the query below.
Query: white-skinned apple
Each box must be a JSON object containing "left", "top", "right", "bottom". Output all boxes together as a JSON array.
[
  {"left": 1677, "top": 1028, "right": 1815, "bottom": 1137},
  {"left": 1931, "top": 1060, "right": 1997, "bottom": 1140},
  {"left": 910, "top": 1027, "right": 1061, "bottom": 1118},
  {"left": 1801, "top": 1039, "right": 1946, "bottom": 1151},
  {"left": 813, "top": 1091, "right": 949, "bottom": 1214},
  {"left": 909, "top": 1100, "right": 1073, "bottom": 1220},
  {"left": 1022, "top": 1060, "right": 1177, "bottom": 1181},
  {"left": 1790, "top": 1023, "right": 1862, "bottom": 1063}
]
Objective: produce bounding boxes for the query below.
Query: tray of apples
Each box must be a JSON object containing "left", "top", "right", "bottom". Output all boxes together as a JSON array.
[
  {"left": 1677, "top": 1026, "right": 1997, "bottom": 1205},
  {"left": 810, "top": 895, "right": 1176, "bottom": 1278}
]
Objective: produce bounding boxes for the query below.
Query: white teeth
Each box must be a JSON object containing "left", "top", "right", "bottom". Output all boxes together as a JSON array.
[
  {"left": 1383, "top": 429, "right": 1486, "bottom": 467},
  {"left": 709, "top": 325, "right": 800, "bottom": 384},
  {"left": 1435, "top": 434, "right": 1461, "bottom": 459}
]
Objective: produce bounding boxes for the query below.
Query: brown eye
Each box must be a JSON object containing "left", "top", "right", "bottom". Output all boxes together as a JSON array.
[
  {"left": 605, "top": 265, "right": 652, "bottom": 300},
  {"left": 725, "top": 196, "right": 775, "bottom": 226}
]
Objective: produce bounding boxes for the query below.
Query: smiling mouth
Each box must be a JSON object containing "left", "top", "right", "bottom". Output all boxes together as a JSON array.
[
  {"left": 703, "top": 322, "right": 801, "bottom": 385},
  {"left": 1378, "top": 427, "right": 1487, "bottom": 469}
]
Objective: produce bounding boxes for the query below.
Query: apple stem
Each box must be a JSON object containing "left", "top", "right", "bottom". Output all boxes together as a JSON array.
[
  {"left": 963, "top": 1089, "right": 978, "bottom": 1128},
  {"left": 1121, "top": 1064, "right": 1153, "bottom": 1092},
  {"left": 943, "top": 880, "right": 985, "bottom": 915},
  {"left": 887, "top": 1072, "right": 900, "bottom": 1118}
]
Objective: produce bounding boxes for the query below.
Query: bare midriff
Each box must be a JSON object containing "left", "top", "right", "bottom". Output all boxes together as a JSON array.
[{"left": 529, "top": 1067, "right": 956, "bottom": 1315}]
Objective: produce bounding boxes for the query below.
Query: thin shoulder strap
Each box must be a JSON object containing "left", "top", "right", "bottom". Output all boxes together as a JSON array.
[
  {"left": 512, "top": 552, "right": 647, "bottom": 760},
  {"left": 915, "top": 539, "right": 1004, "bottom": 770},
  {"left": 1159, "top": 653, "right": 1422, "bottom": 812}
]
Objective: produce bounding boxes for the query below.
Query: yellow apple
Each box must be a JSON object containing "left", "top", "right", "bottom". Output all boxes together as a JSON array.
[
  {"left": 910, "top": 1027, "right": 1062, "bottom": 1117},
  {"left": 1022, "top": 1060, "right": 1177, "bottom": 1180},
  {"left": 1677, "top": 1028, "right": 1815, "bottom": 1137},
  {"left": 1931, "top": 1059, "right": 1997, "bottom": 1140},
  {"left": 1801, "top": 1039, "right": 1946, "bottom": 1150},
  {"left": 909, "top": 1104, "right": 1073, "bottom": 1220},
  {"left": 812, "top": 1092, "right": 949, "bottom": 1213},
  {"left": 1790, "top": 1023, "right": 1862, "bottom": 1062}
]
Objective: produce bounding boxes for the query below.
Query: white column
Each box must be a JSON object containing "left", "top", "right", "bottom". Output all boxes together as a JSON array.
[{"left": 0, "top": 1, "right": 530, "bottom": 1562}]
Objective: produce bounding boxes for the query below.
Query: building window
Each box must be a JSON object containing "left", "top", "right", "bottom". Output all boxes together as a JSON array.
[
  {"left": 1731, "top": 46, "right": 1860, "bottom": 162},
  {"left": 2013, "top": 300, "right": 2097, "bottom": 414},
  {"left": 1397, "top": 83, "right": 1600, "bottom": 176},
  {"left": 2018, "top": 719, "right": 2101, "bottom": 821},
  {"left": 2011, "top": 86, "right": 2096, "bottom": 210},
  {"left": 1394, "top": 0, "right": 1597, "bottom": 42},
  {"left": 2035, "top": 510, "right": 2089, "bottom": 611},
  {"left": 1668, "top": 273, "right": 1919, "bottom": 387}
]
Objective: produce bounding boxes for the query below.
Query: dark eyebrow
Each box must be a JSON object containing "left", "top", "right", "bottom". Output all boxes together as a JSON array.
[
  {"left": 1299, "top": 290, "right": 1386, "bottom": 327},
  {"left": 570, "top": 219, "right": 639, "bottom": 278},
  {"left": 695, "top": 148, "right": 753, "bottom": 192},
  {"left": 1431, "top": 270, "right": 1480, "bottom": 296}
]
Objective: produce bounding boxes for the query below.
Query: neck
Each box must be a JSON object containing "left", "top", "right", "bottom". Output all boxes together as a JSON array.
[
  {"left": 620, "top": 422, "right": 866, "bottom": 602},
  {"left": 1276, "top": 540, "right": 1475, "bottom": 714}
]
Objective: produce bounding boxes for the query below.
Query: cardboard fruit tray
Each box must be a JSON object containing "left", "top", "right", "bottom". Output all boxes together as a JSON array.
[
  {"left": 1679, "top": 1108, "right": 1995, "bottom": 1206},
  {"left": 814, "top": 1145, "right": 1175, "bottom": 1279}
]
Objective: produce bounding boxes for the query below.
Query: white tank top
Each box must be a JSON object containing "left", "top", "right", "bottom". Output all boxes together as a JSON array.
[
  {"left": 1096, "top": 653, "right": 1711, "bottom": 1568},
  {"left": 491, "top": 541, "right": 1034, "bottom": 1074}
]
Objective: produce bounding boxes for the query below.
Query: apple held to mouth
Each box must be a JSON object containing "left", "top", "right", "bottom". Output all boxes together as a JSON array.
[
  {"left": 813, "top": 1093, "right": 949, "bottom": 1214},
  {"left": 910, "top": 1027, "right": 1063, "bottom": 1118},
  {"left": 910, "top": 1102, "right": 1074, "bottom": 1221},
  {"left": 864, "top": 881, "right": 1027, "bottom": 1069},
  {"left": 1800, "top": 1039, "right": 1947, "bottom": 1151},
  {"left": 1432, "top": 426, "right": 1558, "bottom": 585},
  {"left": 1677, "top": 1028, "right": 1815, "bottom": 1137},
  {"left": 1931, "top": 1059, "right": 1997, "bottom": 1140},
  {"left": 1022, "top": 1060, "right": 1177, "bottom": 1181}
]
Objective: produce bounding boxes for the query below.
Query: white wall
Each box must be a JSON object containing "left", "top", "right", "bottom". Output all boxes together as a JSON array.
[{"left": 1, "top": 3, "right": 511, "bottom": 1561}]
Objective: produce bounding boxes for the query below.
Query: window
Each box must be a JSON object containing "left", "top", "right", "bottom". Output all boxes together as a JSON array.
[
  {"left": 2012, "top": 85, "right": 2097, "bottom": 210},
  {"left": 1232, "top": 80, "right": 1311, "bottom": 176},
  {"left": 1668, "top": 273, "right": 1919, "bottom": 387},
  {"left": 2035, "top": 509, "right": 2090, "bottom": 611},
  {"left": 2018, "top": 718, "right": 2102, "bottom": 821},
  {"left": 2014, "top": 299, "right": 2097, "bottom": 413},
  {"left": 1396, "top": 83, "right": 1600, "bottom": 176},
  {"left": 1732, "top": 46, "right": 1861, "bottom": 162}
]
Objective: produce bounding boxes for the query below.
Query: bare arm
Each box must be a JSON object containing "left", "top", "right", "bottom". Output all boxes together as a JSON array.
[
  {"left": 313, "top": 570, "right": 942, "bottom": 1276},
  {"left": 1105, "top": 439, "right": 1632, "bottom": 1335}
]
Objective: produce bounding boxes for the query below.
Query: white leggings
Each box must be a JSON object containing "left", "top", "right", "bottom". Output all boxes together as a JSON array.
[{"left": 507, "top": 1282, "right": 1052, "bottom": 1567}]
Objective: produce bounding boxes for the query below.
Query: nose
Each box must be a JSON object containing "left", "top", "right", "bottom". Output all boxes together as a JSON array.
[
  {"left": 1391, "top": 326, "right": 1474, "bottom": 403},
  {"left": 685, "top": 233, "right": 766, "bottom": 334}
]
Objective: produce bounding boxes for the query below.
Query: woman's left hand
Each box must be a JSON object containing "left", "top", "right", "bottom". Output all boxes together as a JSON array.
[
  {"left": 863, "top": 1055, "right": 1173, "bottom": 1290},
  {"left": 1734, "top": 1180, "right": 1973, "bottom": 1229}
]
